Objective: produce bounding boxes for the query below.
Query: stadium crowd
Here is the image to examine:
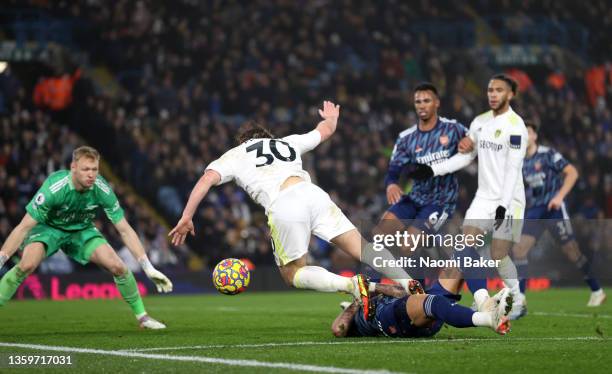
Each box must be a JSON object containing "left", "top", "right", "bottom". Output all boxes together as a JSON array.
[{"left": 1, "top": 0, "right": 611, "bottom": 271}]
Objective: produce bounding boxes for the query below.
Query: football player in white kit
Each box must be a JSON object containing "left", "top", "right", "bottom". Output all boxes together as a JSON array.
[
  {"left": 169, "top": 101, "right": 415, "bottom": 311},
  {"left": 409, "top": 74, "right": 528, "bottom": 312}
]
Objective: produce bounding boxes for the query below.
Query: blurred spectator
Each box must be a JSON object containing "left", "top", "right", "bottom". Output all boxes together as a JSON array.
[{"left": 33, "top": 69, "right": 81, "bottom": 111}]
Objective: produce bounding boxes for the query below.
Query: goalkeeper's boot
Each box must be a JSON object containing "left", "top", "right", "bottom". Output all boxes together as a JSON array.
[
  {"left": 139, "top": 315, "right": 166, "bottom": 330},
  {"left": 587, "top": 289, "right": 607, "bottom": 307}
]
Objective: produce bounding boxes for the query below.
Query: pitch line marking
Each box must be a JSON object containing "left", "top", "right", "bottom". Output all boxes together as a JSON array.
[
  {"left": 125, "top": 336, "right": 607, "bottom": 352},
  {"left": 532, "top": 312, "right": 612, "bottom": 319},
  {"left": 0, "top": 342, "right": 401, "bottom": 374}
]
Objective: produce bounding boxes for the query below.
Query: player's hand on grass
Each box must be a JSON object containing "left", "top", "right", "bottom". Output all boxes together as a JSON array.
[
  {"left": 408, "top": 163, "right": 434, "bottom": 180},
  {"left": 318, "top": 100, "right": 340, "bottom": 122},
  {"left": 494, "top": 205, "right": 506, "bottom": 230},
  {"left": 386, "top": 183, "right": 403, "bottom": 204},
  {"left": 169, "top": 217, "right": 195, "bottom": 246},
  {"left": 458, "top": 136, "right": 474, "bottom": 153},
  {"left": 547, "top": 195, "right": 563, "bottom": 210}
]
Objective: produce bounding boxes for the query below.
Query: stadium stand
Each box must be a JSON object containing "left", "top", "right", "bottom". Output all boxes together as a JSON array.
[{"left": 1, "top": 0, "right": 610, "bottom": 271}]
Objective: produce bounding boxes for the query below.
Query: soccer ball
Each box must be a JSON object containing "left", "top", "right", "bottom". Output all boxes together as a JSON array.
[{"left": 212, "top": 258, "right": 250, "bottom": 295}]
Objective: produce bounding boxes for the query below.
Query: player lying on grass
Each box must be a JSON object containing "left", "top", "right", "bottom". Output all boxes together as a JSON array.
[
  {"left": 332, "top": 275, "right": 513, "bottom": 338},
  {"left": 169, "top": 101, "right": 417, "bottom": 307},
  {"left": 0, "top": 146, "right": 172, "bottom": 329}
]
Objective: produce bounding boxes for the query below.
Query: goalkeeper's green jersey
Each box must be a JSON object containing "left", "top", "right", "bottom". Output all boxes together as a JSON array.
[{"left": 25, "top": 170, "right": 125, "bottom": 231}]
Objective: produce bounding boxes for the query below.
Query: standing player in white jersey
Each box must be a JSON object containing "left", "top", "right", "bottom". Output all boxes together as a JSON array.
[
  {"left": 409, "top": 74, "right": 528, "bottom": 310},
  {"left": 169, "top": 101, "right": 416, "bottom": 312}
]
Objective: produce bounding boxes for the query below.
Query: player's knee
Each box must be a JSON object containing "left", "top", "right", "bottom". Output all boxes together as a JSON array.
[
  {"left": 407, "top": 294, "right": 429, "bottom": 326},
  {"left": 280, "top": 258, "right": 306, "bottom": 287},
  {"left": 107, "top": 261, "right": 127, "bottom": 277},
  {"left": 17, "top": 261, "right": 38, "bottom": 275},
  {"left": 491, "top": 240, "right": 511, "bottom": 260},
  {"left": 512, "top": 244, "right": 528, "bottom": 260},
  {"left": 561, "top": 241, "right": 580, "bottom": 262},
  {"left": 279, "top": 267, "right": 296, "bottom": 287}
]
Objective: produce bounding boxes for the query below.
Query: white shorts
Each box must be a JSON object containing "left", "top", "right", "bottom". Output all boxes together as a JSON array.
[
  {"left": 464, "top": 196, "right": 525, "bottom": 243},
  {"left": 267, "top": 182, "right": 356, "bottom": 266}
]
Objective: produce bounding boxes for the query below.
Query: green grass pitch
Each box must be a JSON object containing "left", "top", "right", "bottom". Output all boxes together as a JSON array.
[{"left": 0, "top": 289, "right": 610, "bottom": 373}]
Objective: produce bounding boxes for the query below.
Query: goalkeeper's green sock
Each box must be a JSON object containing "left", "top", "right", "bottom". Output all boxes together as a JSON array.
[
  {"left": 0, "top": 266, "right": 28, "bottom": 306},
  {"left": 114, "top": 270, "right": 147, "bottom": 319}
]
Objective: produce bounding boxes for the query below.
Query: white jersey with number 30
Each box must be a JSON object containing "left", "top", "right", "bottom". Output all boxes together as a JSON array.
[{"left": 206, "top": 130, "right": 322, "bottom": 211}]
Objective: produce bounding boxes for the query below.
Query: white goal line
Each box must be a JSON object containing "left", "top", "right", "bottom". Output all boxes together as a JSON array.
[
  {"left": 0, "top": 342, "right": 400, "bottom": 374},
  {"left": 124, "top": 336, "right": 607, "bottom": 353}
]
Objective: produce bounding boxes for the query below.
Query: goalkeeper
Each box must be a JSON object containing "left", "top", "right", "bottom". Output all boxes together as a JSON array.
[{"left": 0, "top": 146, "right": 172, "bottom": 329}]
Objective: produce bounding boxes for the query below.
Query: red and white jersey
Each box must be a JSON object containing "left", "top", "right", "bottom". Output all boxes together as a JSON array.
[
  {"left": 468, "top": 107, "right": 528, "bottom": 207},
  {"left": 206, "top": 130, "right": 321, "bottom": 211}
]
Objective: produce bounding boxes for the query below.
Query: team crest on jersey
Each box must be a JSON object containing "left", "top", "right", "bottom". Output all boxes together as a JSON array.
[
  {"left": 34, "top": 193, "right": 45, "bottom": 205},
  {"left": 415, "top": 146, "right": 423, "bottom": 152},
  {"left": 494, "top": 129, "right": 502, "bottom": 138},
  {"left": 439, "top": 135, "right": 448, "bottom": 145},
  {"left": 534, "top": 161, "right": 542, "bottom": 171}
]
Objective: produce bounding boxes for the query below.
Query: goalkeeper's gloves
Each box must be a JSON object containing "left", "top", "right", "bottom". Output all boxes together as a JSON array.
[
  {"left": 139, "top": 257, "right": 173, "bottom": 293},
  {"left": 494, "top": 206, "right": 506, "bottom": 230},
  {"left": 0, "top": 253, "right": 8, "bottom": 268},
  {"left": 408, "top": 163, "right": 434, "bottom": 180}
]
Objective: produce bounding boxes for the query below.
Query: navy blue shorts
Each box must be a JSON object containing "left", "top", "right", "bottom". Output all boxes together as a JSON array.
[
  {"left": 387, "top": 196, "right": 450, "bottom": 234},
  {"left": 349, "top": 282, "right": 457, "bottom": 338},
  {"left": 522, "top": 204, "right": 575, "bottom": 244}
]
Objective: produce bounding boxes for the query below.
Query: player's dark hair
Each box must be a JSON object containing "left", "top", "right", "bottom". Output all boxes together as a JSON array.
[
  {"left": 525, "top": 120, "right": 538, "bottom": 133},
  {"left": 413, "top": 82, "right": 439, "bottom": 97},
  {"left": 490, "top": 74, "right": 518, "bottom": 95},
  {"left": 237, "top": 121, "right": 274, "bottom": 144}
]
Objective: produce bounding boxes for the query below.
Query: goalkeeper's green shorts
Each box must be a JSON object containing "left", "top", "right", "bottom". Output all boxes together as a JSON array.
[{"left": 21, "top": 223, "right": 108, "bottom": 265}]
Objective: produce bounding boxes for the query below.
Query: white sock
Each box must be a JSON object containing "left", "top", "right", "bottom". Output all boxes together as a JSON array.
[
  {"left": 497, "top": 256, "right": 519, "bottom": 294},
  {"left": 473, "top": 288, "right": 489, "bottom": 310},
  {"left": 472, "top": 311, "right": 492, "bottom": 327},
  {"left": 361, "top": 243, "right": 412, "bottom": 290},
  {"left": 292, "top": 266, "right": 352, "bottom": 293}
]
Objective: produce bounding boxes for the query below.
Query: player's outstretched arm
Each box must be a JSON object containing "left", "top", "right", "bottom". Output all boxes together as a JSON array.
[
  {"left": 169, "top": 169, "right": 221, "bottom": 246},
  {"left": 0, "top": 213, "right": 38, "bottom": 267},
  {"left": 331, "top": 301, "right": 359, "bottom": 338},
  {"left": 548, "top": 163, "right": 578, "bottom": 210},
  {"left": 315, "top": 100, "right": 340, "bottom": 142},
  {"left": 433, "top": 124, "right": 478, "bottom": 176},
  {"left": 114, "top": 218, "right": 173, "bottom": 293},
  {"left": 430, "top": 149, "right": 476, "bottom": 177}
]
